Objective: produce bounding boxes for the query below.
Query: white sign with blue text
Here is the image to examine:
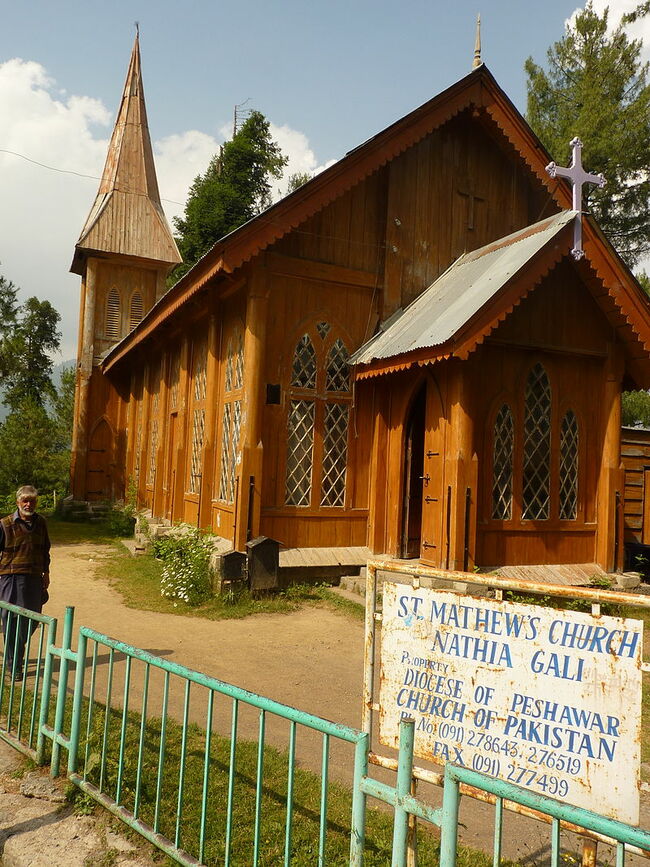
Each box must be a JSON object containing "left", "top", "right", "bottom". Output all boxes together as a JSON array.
[{"left": 379, "top": 584, "right": 643, "bottom": 823}]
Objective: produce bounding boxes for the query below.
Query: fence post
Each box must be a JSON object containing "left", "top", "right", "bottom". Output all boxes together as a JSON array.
[
  {"left": 439, "top": 765, "right": 460, "bottom": 867},
  {"left": 392, "top": 717, "right": 415, "bottom": 867},
  {"left": 67, "top": 630, "right": 87, "bottom": 775},
  {"left": 349, "top": 731, "right": 369, "bottom": 866},
  {"left": 51, "top": 606, "right": 74, "bottom": 777},
  {"left": 36, "top": 617, "right": 57, "bottom": 765}
]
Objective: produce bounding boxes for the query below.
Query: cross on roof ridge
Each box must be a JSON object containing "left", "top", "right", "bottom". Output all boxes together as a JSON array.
[{"left": 545, "top": 137, "right": 606, "bottom": 260}]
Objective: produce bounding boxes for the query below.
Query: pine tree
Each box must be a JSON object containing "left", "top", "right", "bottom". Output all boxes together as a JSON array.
[
  {"left": 525, "top": 2, "right": 650, "bottom": 265},
  {"left": 173, "top": 111, "right": 287, "bottom": 279},
  {"left": 2, "top": 297, "right": 61, "bottom": 411}
]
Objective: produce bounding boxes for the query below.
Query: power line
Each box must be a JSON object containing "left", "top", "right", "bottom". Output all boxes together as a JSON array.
[{"left": 0, "top": 147, "right": 185, "bottom": 206}]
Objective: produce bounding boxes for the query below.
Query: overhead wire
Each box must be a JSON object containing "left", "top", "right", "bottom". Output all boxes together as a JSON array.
[{"left": 0, "top": 147, "right": 185, "bottom": 206}]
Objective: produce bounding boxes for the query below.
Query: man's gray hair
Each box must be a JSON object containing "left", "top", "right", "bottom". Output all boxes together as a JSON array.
[{"left": 16, "top": 485, "right": 38, "bottom": 500}]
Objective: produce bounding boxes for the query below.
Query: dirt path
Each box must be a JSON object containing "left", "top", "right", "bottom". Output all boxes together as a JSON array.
[{"left": 44, "top": 541, "right": 650, "bottom": 866}]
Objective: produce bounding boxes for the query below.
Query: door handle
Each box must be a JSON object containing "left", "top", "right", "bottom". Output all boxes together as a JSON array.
[{"left": 419, "top": 474, "right": 430, "bottom": 485}]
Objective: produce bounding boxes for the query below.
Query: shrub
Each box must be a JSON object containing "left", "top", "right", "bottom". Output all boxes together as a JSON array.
[
  {"left": 152, "top": 525, "right": 214, "bottom": 605},
  {"left": 103, "top": 505, "right": 136, "bottom": 537}
]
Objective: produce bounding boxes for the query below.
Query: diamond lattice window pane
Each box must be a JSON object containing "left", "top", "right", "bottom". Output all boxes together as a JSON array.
[
  {"left": 234, "top": 333, "right": 244, "bottom": 389},
  {"left": 218, "top": 403, "right": 233, "bottom": 501},
  {"left": 229, "top": 400, "right": 242, "bottom": 502},
  {"left": 559, "top": 410, "right": 579, "bottom": 520},
  {"left": 194, "top": 344, "right": 207, "bottom": 401},
  {"left": 189, "top": 408, "right": 205, "bottom": 494},
  {"left": 321, "top": 403, "right": 349, "bottom": 506},
  {"left": 522, "top": 364, "right": 551, "bottom": 520},
  {"left": 148, "top": 419, "right": 158, "bottom": 486},
  {"left": 224, "top": 340, "right": 233, "bottom": 393},
  {"left": 326, "top": 339, "right": 350, "bottom": 392},
  {"left": 492, "top": 404, "right": 514, "bottom": 520},
  {"left": 170, "top": 353, "right": 181, "bottom": 409},
  {"left": 291, "top": 336, "right": 317, "bottom": 388},
  {"left": 285, "top": 400, "right": 315, "bottom": 505},
  {"left": 316, "top": 321, "right": 330, "bottom": 339}
]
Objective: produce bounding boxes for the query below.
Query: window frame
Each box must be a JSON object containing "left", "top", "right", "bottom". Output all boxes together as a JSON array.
[
  {"left": 487, "top": 361, "right": 584, "bottom": 526},
  {"left": 281, "top": 320, "right": 353, "bottom": 511}
]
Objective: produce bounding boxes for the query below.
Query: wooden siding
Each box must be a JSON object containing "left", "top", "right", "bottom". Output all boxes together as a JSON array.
[{"left": 621, "top": 427, "right": 650, "bottom": 544}]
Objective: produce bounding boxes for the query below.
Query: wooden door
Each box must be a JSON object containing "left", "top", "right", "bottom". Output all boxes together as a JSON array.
[
  {"left": 164, "top": 413, "right": 177, "bottom": 520},
  {"left": 400, "top": 386, "right": 426, "bottom": 558},
  {"left": 86, "top": 420, "right": 112, "bottom": 501},
  {"left": 420, "top": 379, "right": 446, "bottom": 567}
]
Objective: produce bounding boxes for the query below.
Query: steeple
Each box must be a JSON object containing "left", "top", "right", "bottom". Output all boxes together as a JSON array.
[
  {"left": 473, "top": 14, "right": 482, "bottom": 69},
  {"left": 70, "top": 33, "right": 180, "bottom": 274}
]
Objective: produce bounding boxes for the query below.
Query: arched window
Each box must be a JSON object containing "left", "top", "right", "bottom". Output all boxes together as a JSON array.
[
  {"left": 559, "top": 410, "right": 579, "bottom": 520},
  {"left": 492, "top": 405, "right": 514, "bottom": 520},
  {"left": 522, "top": 363, "right": 551, "bottom": 520},
  {"left": 188, "top": 340, "right": 208, "bottom": 495},
  {"left": 105, "top": 288, "right": 121, "bottom": 341},
  {"left": 218, "top": 330, "right": 244, "bottom": 503},
  {"left": 129, "top": 291, "right": 144, "bottom": 331},
  {"left": 285, "top": 324, "right": 351, "bottom": 508}
]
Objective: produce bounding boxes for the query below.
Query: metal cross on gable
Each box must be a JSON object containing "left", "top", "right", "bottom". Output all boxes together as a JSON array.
[{"left": 545, "top": 137, "right": 606, "bottom": 260}]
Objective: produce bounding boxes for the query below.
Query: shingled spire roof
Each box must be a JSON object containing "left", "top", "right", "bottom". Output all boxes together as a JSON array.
[{"left": 70, "top": 34, "right": 181, "bottom": 274}]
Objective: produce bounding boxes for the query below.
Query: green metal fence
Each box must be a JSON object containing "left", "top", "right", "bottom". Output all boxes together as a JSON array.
[
  {"left": 0, "top": 601, "right": 649, "bottom": 865},
  {"left": 64, "top": 625, "right": 370, "bottom": 866},
  {"left": 0, "top": 599, "right": 57, "bottom": 764}
]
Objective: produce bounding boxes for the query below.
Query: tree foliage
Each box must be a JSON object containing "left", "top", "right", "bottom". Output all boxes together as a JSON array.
[
  {"left": 2, "top": 297, "right": 61, "bottom": 411},
  {"left": 172, "top": 111, "right": 287, "bottom": 279},
  {"left": 0, "top": 271, "right": 71, "bottom": 499},
  {"left": 622, "top": 390, "right": 650, "bottom": 427},
  {"left": 525, "top": 2, "right": 650, "bottom": 265},
  {"left": 286, "top": 171, "right": 313, "bottom": 194}
]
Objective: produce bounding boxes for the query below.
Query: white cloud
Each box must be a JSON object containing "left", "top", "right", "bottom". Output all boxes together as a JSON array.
[
  {"left": 0, "top": 58, "right": 331, "bottom": 360},
  {"left": 568, "top": 2, "right": 650, "bottom": 63},
  {"left": 154, "top": 130, "right": 220, "bottom": 225},
  {"left": 269, "top": 122, "right": 337, "bottom": 198}
]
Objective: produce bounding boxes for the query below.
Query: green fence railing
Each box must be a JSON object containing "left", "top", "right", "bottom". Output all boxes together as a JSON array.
[
  {"left": 0, "top": 602, "right": 648, "bottom": 866},
  {"left": 0, "top": 599, "right": 57, "bottom": 764},
  {"left": 65, "top": 626, "right": 370, "bottom": 866}
]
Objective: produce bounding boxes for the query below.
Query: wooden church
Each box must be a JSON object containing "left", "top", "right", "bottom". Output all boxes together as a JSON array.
[{"left": 70, "top": 35, "right": 650, "bottom": 573}]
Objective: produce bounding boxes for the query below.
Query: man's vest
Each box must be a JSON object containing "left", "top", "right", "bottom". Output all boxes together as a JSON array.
[{"left": 0, "top": 515, "right": 48, "bottom": 576}]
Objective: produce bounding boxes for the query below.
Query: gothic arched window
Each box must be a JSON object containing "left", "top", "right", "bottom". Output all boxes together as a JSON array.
[
  {"left": 105, "top": 288, "right": 121, "bottom": 341},
  {"left": 285, "top": 324, "right": 351, "bottom": 508},
  {"left": 559, "top": 410, "right": 579, "bottom": 520},
  {"left": 129, "top": 291, "right": 144, "bottom": 331},
  {"left": 522, "top": 363, "right": 551, "bottom": 520},
  {"left": 218, "top": 329, "right": 244, "bottom": 503},
  {"left": 492, "top": 405, "right": 514, "bottom": 520}
]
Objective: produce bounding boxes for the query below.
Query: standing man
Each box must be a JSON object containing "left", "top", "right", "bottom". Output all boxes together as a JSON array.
[{"left": 0, "top": 486, "right": 50, "bottom": 679}]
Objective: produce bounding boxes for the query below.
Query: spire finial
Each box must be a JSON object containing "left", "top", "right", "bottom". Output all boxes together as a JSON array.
[
  {"left": 135, "top": 20, "right": 140, "bottom": 38},
  {"left": 473, "top": 13, "right": 482, "bottom": 69}
]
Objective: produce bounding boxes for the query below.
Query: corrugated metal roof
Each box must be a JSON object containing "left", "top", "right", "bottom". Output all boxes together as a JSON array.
[{"left": 351, "top": 210, "right": 575, "bottom": 366}]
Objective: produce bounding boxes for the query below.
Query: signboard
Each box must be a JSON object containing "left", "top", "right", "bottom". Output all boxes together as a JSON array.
[{"left": 379, "top": 584, "right": 643, "bottom": 824}]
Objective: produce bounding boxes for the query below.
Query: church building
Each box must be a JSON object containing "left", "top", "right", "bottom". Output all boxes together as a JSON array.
[{"left": 70, "top": 35, "right": 650, "bottom": 573}]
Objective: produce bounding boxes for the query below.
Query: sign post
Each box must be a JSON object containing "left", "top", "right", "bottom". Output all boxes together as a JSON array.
[{"left": 379, "top": 584, "right": 643, "bottom": 824}]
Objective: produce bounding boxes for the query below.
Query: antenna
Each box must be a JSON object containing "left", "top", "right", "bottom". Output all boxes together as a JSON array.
[{"left": 233, "top": 98, "right": 252, "bottom": 136}]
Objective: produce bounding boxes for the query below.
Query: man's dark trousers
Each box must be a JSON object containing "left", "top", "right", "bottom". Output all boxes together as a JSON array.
[{"left": 0, "top": 575, "right": 42, "bottom": 674}]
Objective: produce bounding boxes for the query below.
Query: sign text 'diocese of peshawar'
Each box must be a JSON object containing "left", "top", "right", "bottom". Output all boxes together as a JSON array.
[{"left": 379, "top": 584, "right": 643, "bottom": 823}]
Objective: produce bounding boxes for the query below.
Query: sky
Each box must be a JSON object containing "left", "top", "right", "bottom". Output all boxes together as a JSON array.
[{"left": 1, "top": 0, "right": 649, "bottom": 361}]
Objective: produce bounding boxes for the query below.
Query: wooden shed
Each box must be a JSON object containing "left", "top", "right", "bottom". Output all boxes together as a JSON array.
[{"left": 70, "top": 39, "right": 650, "bottom": 573}]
